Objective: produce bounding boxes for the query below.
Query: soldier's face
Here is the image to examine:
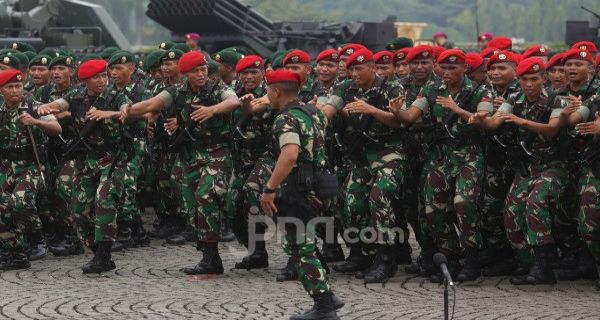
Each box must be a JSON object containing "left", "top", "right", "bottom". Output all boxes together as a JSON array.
[
  {"left": 316, "top": 60, "right": 338, "bottom": 83},
  {"left": 564, "top": 59, "right": 591, "bottom": 83},
  {"left": 375, "top": 64, "right": 395, "bottom": 81},
  {"left": 0, "top": 82, "right": 24, "bottom": 105},
  {"left": 467, "top": 68, "right": 488, "bottom": 86},
  {"left": 489, "top": 62, "right": 516, "bottom": 87},
  {"left": 284, "top": 63, "right": 310, "bottom": 84},
  {"left": 186, "top": 39, "right": 198, "bottom": 50},
  {"left": 348, "top": 63, "right": 375, "bottom": 88},
  {"left": 84, "top": 72, "right": 108, "bottom": 96},
  {"left": 518, "top": 72, "right": 546, "bottom": 98},
  {"left": 218, "top": 63, "right": 234, "bottom": 78},
  {"left": 186, "top": 65, "right": 209, "bottom": 90},
  {"left": 29, "top": 66, "right": 50, "bottom": 86},
  {"left": 547, "top": 67, "right": 566, "bottom": 90},
  {"left": 161, "top": 60, "right": 179, "bottom": 78},
  {"left": 409, "top": 59, "right": 434, "bottom": 81},
  {"left": 109, "top": 63, "right": 134, "bottom": 87},
  {"left": 239, "top": 68, "right": 264, "bottom": 91},
  {"left": 439, "top": 63, "right": 465, "bottom": 85},
  {"left": 338, "top": 58, "right": 348, "bottom": 79},
  {"left": 51, "top": 65, "right": 73, "bottom": 87},
  {"left": 394, "top": 61, "right": 410, "bottom": 77},
  {"left": 151, "top": 68, "right": 163, "bottom": 82}
]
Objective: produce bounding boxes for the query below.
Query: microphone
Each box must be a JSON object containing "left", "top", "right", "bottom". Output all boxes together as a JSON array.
[{"left": 433, "top": 253, "right": 454, "bottom": 286}]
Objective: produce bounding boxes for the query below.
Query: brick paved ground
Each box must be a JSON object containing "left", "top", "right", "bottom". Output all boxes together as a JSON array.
[{"left": 1, "top": 212, "right": 599, "bottom": 320}]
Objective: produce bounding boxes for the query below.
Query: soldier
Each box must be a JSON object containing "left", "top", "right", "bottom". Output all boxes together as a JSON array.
[
  {"left": 393, "top": 48, "right": 412, "bottom": 81},
  {"left": 213, "top": 49, "right": 243, "bottom": 89},
  {"left": 283, "top": 50, "right": 317, "bottom": 104},
  {"left": 143, "top": 51, "right": 164, "bottom": 92},
  {"left": 37, "top": 59, "right": 132, "bottom": 273},
  {"left": 432, "top": 32, "right": 454, "bottom": 49},
  {"left": 546, "top": 53, "right": 567, "bottom": 92},
  {"left": 385, "top": 37, "right": 413, "bottom": 52},
  {"left": 336, "top": 44, "right": 366, "bottom": 82},
  {"left": 465, "top": 53, "right": 488, "bottom": 86},
  {"left": 122, "top": 51, "right": 240, "bottom": 275},
  {"left": 522, "top": 45, "right": 549, "bottom": 63},
  {"left": 391, "top": 49, "right": 494, "bottom": 283},
  {"left": 0, "top": 69, "right": 62, "bottom": 270},
  {"left": 107, "top": 51, "right": 152, "bottom": 249},
  {"left": 259, "top": 69, "right": 342, "bottom": 320},
  {"left": 373, "top": 51, "right": 396, "bottom": 81},
  {"left": 0, "top": 53, "right": 19, "bottom": 71},
  {"left": 185, "top": 33, "right": 201, "bottom": 52},
  {"left": 26, "top": 55, "right": 52, "bottom": 95},
  {"left": 487, "top": 36, "right": 512, "bottom": 52},
  {"left": 324, "top": 49, "right": 406, "bottom": 284},
  {"left": 478, "top": 32, "right": 493, "bottom": 49}
]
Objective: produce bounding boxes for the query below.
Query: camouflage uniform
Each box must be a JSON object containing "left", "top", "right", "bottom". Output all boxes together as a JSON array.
[
  {"left": 501, "top": 92, "right": 567, "bottom": 264},
  {"left": 156, "top": 79, "right": 236, "bottom": 243},
  {"left": 327, "top": 76, "right": 406, "bottom": 251},
  {"left": 272, "top": 103, "right": 330, "bottom": 296},
  {"left": 299, "top": 76, "right": 318, "bottom": 104},
  {"left": 412, "top": 76, "right": 493, "bottom": 256},
  {"left": 0, "top": 98, "right": 53, "bottom": 251},
  {"left": 54, "top": 86, "right": 131, "bottom": 246}
]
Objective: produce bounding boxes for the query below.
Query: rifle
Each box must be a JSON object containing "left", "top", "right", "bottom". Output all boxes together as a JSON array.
[
  {"left": 230, "top": 112, "right": 253, "bottom": 172},
  {"left": 18, "top": 105, "right": 46, "bottom": 188}
]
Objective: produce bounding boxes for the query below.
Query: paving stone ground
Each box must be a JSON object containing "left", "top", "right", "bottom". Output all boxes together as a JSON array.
[{"left": 1, "top": 212, "right": 599, "bottom": 320}]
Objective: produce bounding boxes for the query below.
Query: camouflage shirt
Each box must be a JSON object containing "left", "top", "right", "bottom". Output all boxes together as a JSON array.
[
  {"left": 0, "top": 97, "right": 55, "bottom": 152},
  {"left": 299, "top": 76, "right": 318, "bottom": 104},
  {"left": 110, "top": 81, "right": 150, "bottom": 137},
  {"left": 488, "top": 78, "right": 521, "bottom": 111}
]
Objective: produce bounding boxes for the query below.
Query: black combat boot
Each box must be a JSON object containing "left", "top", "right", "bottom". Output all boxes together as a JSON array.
[
  {"left": 332, "top": 245, "right": 371, "bottom": 273},
  {"left": 363, "top": 245, "right": 397, "bottom": 284},
  {"left": 289, "top": 291, "right": 340, "bottom": 320},
  {"left": 301, "top": 292, "right": 345, "bottom": 315},
  {"left": 234, "top": 240, "right": 269, "bottom": 270},
  {"left": 456, "top": 248, "right": 481, "bottom": 282},
  {"left": 481, "top": 246, "right": 516, "bottom": 277},
  {"left": 27, "top": 232, "right": 48, "bottom": 261},
  {"left": 49, "top": 228, "right": 85, "bottom": 256},
  {"left": 152, "top": 216, "right": 183, "bottom": 239},
  {"left": 395, "top": 241, "right": 413, "bottom": 265},
  {"left": 182, "top": 242, "right": 224, "bottom": 275},
  {"left": 276, "top": 258, "right": 299, "bottom": 282},
  {"left": 557, "top": 248, "right": 599, "bottom": 281},
  {"left": 405, "top": 241, "right": 436, "bottom": 276},
  {"left": 510, "top": 245, "right": 556, "bottom": 285},
  {"left": 115, "top": 221, "right": 135, "bottom": 250},
  {"left": 0, "top": 247, "right": 30, "bottom": 271},
  {"left": 82, "top": 241, "right": 116, "bottom": 274},
  {"left": 131, "top": 215, "right": 150, "bottom": 246},
  {"left": 166, "top": 225, "right": 194, "bottom": 245}
]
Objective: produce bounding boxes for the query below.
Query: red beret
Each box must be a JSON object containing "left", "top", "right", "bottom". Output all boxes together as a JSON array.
[
  {"left": 394, "top": 48, "right": 411, "bottom": 63},
  {"left": 478, "top": 32, "right": 494, "bottom": 41},
  {"left": 265, "top": 69, "right": 301, "bottom": 85},
  {"left": 283, "top": 50, "right": 311, "bottom": 66},
  {"left": 545, "top": 53, "right": 564, "bottom": 70},
  {"left": 522, "top": 45, "right": 548, "bottom": 59},
  {"left": 373, "top": 51, "right": 394, "bottom": 65},
  {"left": 480, "top": 47, "right": 500, "bottom": 59},
  {"left": 185, "top": 33, "right": 201, "bottom": 41},
  {"left": 405, "top": 45, "right": 434, "bottom": 63},
  {"left": 487, "top": 36, "right": 512, "bottom": 51},
  {"left": 179, "top": 51, "right": 206, "bottom": 73},
  {"left": 78, "top": 59, "right": 107, "bottom": 80},
  {"left": 338, "top": 44, "right": 367, "bottom": 58},
  {"left": 596, "top": 55, "right": 600, "bottom": 68},
  {"left": 431, "top": 46, "right": 445, "bottom": 60},
  {"left": 433, "top": 32, "right": 447, "bottom": 39},
  {"left": 346, "top": 49, "right": 373, "bottom": 68},
  {"left": 571, "top": 41, "right": 597, "bottom": 54},
  {"left": 465, "top": 53, "right": 484, "bottom": 71},
  {"left": 316, "top": 49, "right": 339, "bottom": 63},
  {"left": 437, "top": 49, "right": 466, "bottom": 64},
  {"left": 0, "top": 69, "right": 23, "bottom": 87},
  {"left": 516, "top": 57, "right": 545, "bottom": 77},
  {"left": 487, "top": 50, "right": 518, "bottom": 68},
  {"left": 235, "top": 55, "right": 264, "bottom": 73},
  {"left": 562, "top": 49, "right": 593, "bottom": 63}
]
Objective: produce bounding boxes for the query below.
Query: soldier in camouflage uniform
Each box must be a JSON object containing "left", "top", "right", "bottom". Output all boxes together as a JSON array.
[
  {"left": 38, "top": 59, "right": 132, "bottom": 273},
  {"left": 143, "top": 51, "right": 164, "bottom": 93},
  {"left": 26, "top": 54, "right": 51, "bottom": 96},
  {"left": 283, "top": 50, "right": 318, "bottom": 104},
  {"left": 324, "top": 49, "right": 406, "bottom": 284},
  {"left": 259, "top": 69, "right": 341, "bottom": 320},
  {"left": 107, "top": 51, "right": 152, "bottom": 250},
  {"left": 0, "top": 69, "right": 61, "bottom": 270},
  {"left": 471, "top": 57, "right": 566, "bottom": 285},
  {"left": 123, "top": 51, "right": 240, "bottom": 275},
  {"left": 392, "top": 49, "right": 494, "bottom": 283},
  {"left": 213, "top": 49, "right": 242, "bottom": 89}
]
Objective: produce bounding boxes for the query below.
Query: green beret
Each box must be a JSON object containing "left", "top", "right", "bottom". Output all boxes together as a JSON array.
[
  {"left": 5, "top": 51, "right": 29, "bottom": 67},
  {"left": 270, "top": 50, "right": 291, "bottom": 70},
  {"left": 144, "top": 51, "right": 163, "bottom": 71},
  {"left": 0, "top": 54, "right": 20, "bottom": 69},
  {"left": 172, "top": 43, "right": 191, "bottom": 53},
  {"left": 80, "top": 54, "right": 102, "bottom": 64},
  {"left": 231, "top": 47, "right": 251, "bottom": 56},
  {"left": 39, "top": 48, "right": 59, "bottom": 58},
  {"left": 160, "top": 49, "right": 183, "bottom": 62},
  {"left": 57, "top": 49, "right": 72, "bottom": 57},
  {"left": 158, "top": 41, "right": 175, "bottom": 50},
  {"left": 207, "top": 60, "right": 219, "bottom": 76},
  {"left": 213, "top": 49, "right": 242, "bottom": 66},
  {"left": 8, "top": 41, "right": 36, "bottom": 53},
  {"left": 28, "top": 54, "right": 52, "bottom": 68},
  {"left": 108, "top": 51, "right": 135, "bottom": 67},
  {"left": 386, "top": 37, "right": 414, "bottom": 51},
  {"left": 23, "top": 51, "right": 37, "bottom": 62},
  {"left": 49, "top": 55, "right": 75, "bottom": 69},
  {"left": 100, "top": 47, "right": 120, "bottom": 60}
]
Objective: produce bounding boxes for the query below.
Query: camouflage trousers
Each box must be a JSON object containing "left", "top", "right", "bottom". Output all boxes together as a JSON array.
[
  {"left": 71, "top": 152, "right": 126, "bottom": 246},
  {"left": 554, "top": 160, "right": 585, "bottom": 252},
  {"left": 156, "top": 150, "right": 185, "bottom": 219},
  {"left": 403, "top": 156, "right": 433, "bottom": 249},
  {"left": 423, "top": 147, "right": 484, "bottom": 256},
  {"left": 226, "top": 157, "right": 273, "bottom": 247},
  {"left": 182, "top": 147, "right": 231, "bottom": 243},
  {"left": 36, "top": 159, "right": 76, "bottom": 229},
  {"left": 342, "top": 149, "right": 407, "bottom": 249},
  {"left": 0, "top": 161, "right": 42, "bottom": 250},
  {"left": 118, "top": 139, "right": 146, "bottom": 222},
  {"left": 577, "top": 166, "right": 600, "bottom": 263},
  {"left": 503, "top": 163, "right": 566, "bottom": 263},
  {"left": 480, "top": 164, "right": 513, "bottom": 250}
]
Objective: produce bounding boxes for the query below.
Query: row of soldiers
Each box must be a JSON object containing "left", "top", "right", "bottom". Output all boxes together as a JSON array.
[{"left": 1, "top": 35, "right": 600, "bottom": 318}]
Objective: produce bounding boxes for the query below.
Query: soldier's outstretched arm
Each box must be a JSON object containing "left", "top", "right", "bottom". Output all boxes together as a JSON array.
[
  {"left": 20, "top": 113, "right": 61, "bottom": 136},
  {"left": 469, "top": 111, "right": 504, "bottom": 130},
  {"left": 497, "top": 112, "right": 561, "bottom": 137},
  {"left": 190, "top": 94, "right": 240, "bottom": 122},
  {"left": 36, "top": 101, "right": 63, "bottom": 116},
  {"left": 126, "top": 95, "right": 166, "bottom": 120},
  {"left": 390, "top": 96, "right": 422, "bottom": 125}
]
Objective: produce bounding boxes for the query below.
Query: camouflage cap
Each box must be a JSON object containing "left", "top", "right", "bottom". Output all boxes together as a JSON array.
[
  {"left": 28, "top": 54, "right": 52, "bottom": 68},
  {"left": 108, "top": 51, "right": 135, "bottom": 67}
]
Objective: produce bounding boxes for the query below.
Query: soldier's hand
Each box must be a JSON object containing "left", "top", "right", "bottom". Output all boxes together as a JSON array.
[
  {"left": 436, "top": 96, "right": 459, "bottom": 111},
  {"left": 251, "top": 95, "right": 270, "bottom": 108},
  {"left": 497, "top": 112, "right": 526, "bottom": 126},
  {"left": 566, "top": 95, "right": 582, "bottom": 109},
  {"left": 307, "top": 95, "right": 318, "bottom": 106},
  {"left": 191, "top": 106, "right": 216, "bottom": 122},
  {"left": 147, "top": 122, "right": 155, "bottom": 139},
  {"left": 346, "top": 97, "right": 378, "bottom": 115},
  {"left": 260, "top": 192, "right": 277, "bottom": 217},
  {"left": 87, "top": 109, "right": 115, "bottom": 121},
  {"left": 37, "top": 104, "right": 57, "bottom": 116},
  {"left": 18, "top": 113, "right": 39, "bottom": 126},
  {"left": 493, "top": 96, "right": 505, "bottom": 109},
  {"left": 164, "top": 117, "right": 178, "bottom": 135},
  {"left": 468, "top": 111, "right": 487, "bottom": 125},
  {"left": 389, "top": 96, "right": 405, "bottom": 114},
  {"left": 240, "top": 94, "right": 255, "bottom": 105},
  {"left": 575, "top": 113, "right": 600, "bottom": 136},
  {"left": 119, "top": 104, "right": 132, "bottom": 123}
]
